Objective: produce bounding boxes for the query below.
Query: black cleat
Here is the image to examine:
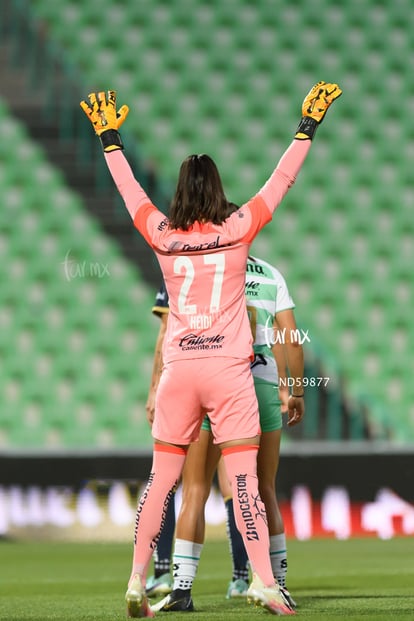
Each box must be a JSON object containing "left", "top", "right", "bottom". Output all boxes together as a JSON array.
[
  {"left": 150, "top": 588, "right": 194, "bottom": 613},
  {"left": 280, "top": 585, "right": 297, "bottom": 609}
]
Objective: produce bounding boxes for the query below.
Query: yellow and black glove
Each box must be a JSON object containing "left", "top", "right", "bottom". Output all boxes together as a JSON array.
[
  {"left": 295, "top": 81, "right": 342, "bottom": 140},
  {"left": 80, "top": 90, "right": 129, "bottom": 152}
]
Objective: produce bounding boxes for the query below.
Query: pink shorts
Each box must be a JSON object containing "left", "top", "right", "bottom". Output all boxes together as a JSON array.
[{"left": 152, "top": 357, "right": 260, "bottom": 445}]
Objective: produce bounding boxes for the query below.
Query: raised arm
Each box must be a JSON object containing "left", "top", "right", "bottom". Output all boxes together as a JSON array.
[
  {"left": 80, "top": 84, "right": 342, "bottom": 221},
  {"left": 258, "top": 81, "right": 342, "bottom": 211},
  {"left": 80, "top": 90, "right": 153, "bottom": 220},
  {"left": 104, "top": 149, "right": 151, "bottom": 220}
]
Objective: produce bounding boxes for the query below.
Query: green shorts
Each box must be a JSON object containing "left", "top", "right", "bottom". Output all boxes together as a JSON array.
[{"left": 201, "top": 378, "right": 282, "bottom": 433}]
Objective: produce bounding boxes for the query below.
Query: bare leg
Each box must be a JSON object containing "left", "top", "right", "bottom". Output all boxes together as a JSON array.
[{"left": 176, "top": 430, "right": 220, "bottom": 543}]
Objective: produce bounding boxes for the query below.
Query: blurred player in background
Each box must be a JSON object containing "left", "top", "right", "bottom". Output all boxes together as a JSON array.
[
  {"left": 80, "top": 81, "right": 341, "bottom": 617},
  {"left": 146, "top": 256, "right": 303, "bottom": 612}
]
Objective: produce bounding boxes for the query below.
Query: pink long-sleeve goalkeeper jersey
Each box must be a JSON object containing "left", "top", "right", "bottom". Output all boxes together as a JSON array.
[{"left": 104, "top": 140, "right": 311, "bottom": 364}]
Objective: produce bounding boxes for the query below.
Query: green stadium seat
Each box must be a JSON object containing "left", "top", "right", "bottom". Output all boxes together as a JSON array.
[
  {"left": 0, "top": 97, "right": 159, "bottom": 450},
  {"left": 8, "top": 0, "right": 414, "bottom": 441}
]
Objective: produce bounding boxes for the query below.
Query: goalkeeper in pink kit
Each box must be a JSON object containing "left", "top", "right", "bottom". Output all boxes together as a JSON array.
[{"left": 80, "top": 81, "right": 341, "bottom": 617}]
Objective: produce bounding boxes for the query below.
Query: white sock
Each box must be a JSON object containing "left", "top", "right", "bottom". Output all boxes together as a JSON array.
[
  {"left": 172, "top": 539, "right": 203, "bottom": 590},
  {"left": 269, "top": 533, "right": 288, "bottom": 588}
]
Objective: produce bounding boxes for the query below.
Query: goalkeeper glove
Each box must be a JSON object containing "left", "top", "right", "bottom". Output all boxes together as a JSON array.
[
  {"left": 80, "top": 90, "right": 129, "bottom": 152},
  {"left": 295, "top": 81, "right": 342, "bottom": 140}
]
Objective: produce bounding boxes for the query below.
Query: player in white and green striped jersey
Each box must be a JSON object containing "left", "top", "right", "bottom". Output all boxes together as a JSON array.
[{"left": 218, "top": 255, "right": 303, "bottom": 606}]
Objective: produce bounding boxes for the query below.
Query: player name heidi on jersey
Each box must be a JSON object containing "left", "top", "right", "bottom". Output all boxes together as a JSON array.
[{"left": 189, "top": 314, "right": 213, "bottom": 329}]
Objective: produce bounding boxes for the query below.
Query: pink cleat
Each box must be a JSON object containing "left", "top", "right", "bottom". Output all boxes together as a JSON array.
[
  {"left": 247, "top": 573, "right": 295, "bottom": 616},
  {"left": 125, "top": 574, "right": 155, "bottom": 618}
]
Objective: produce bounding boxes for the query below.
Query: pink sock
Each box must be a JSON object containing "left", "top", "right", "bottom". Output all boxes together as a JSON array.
[
  {"left": 130, "top": 445, "right": 186, "bottom": 584},
  {"left": 222, "top": 445, "right": 275, "bottom": 587}
]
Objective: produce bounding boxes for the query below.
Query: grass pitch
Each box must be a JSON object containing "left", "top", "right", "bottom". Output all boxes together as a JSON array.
[{"left": 0, "top": 537, "right": 413, "bottom": 620}]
